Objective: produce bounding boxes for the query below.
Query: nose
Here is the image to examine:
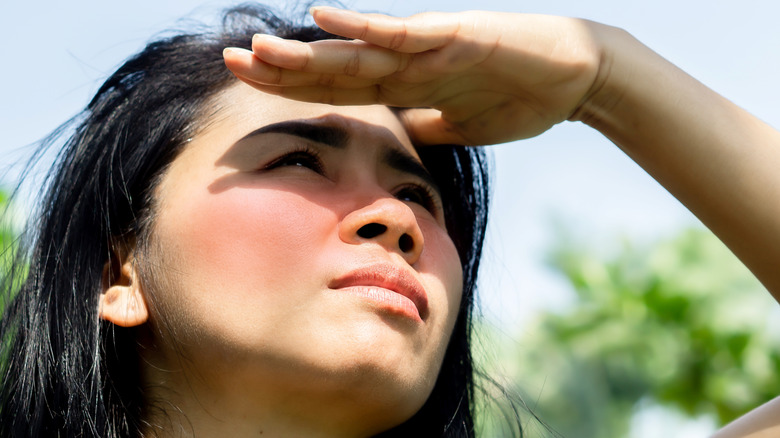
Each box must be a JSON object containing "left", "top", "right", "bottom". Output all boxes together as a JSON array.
[{"left": 339, "top": 197, "right": 425, "bottom": 265}]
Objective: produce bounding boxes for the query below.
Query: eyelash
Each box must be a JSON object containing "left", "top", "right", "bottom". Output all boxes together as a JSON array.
[
  {"left": 262, "top": 145, "right": 325, "bottom": 174},
  {"left": 262, "top": 146, "right": 441, "bottom": 214},
  {"left": 393, "top": 183, "right": 441, "bottom": 215}
]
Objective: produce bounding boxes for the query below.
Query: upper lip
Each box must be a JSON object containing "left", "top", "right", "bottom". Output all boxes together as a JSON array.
[{"left": 329, "top": 263, "right": 430, "bottom": 320}]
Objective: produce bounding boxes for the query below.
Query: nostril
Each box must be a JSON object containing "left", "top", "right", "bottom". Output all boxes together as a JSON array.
[
  {"left": 398, "top": 234, "right": 414, "bottom": 253},
  {"left": 357, "top": 223, "right": 387, "bottom": 239}
]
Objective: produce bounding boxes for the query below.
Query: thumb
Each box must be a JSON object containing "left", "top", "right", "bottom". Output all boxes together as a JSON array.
[{"left": 400, "top": 108, "right": 472, "bottom": 146}]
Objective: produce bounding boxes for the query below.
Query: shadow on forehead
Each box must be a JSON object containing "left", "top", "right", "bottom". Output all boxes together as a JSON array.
[{"left": 207, "top": 115, "right": 439, "bottom": 195}]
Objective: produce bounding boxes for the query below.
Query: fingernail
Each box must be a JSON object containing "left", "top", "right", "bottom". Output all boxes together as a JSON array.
[
  {"left": 223, "top": 47, "right": 253, "bottom": 58},
  {"left": 253, "top": 33, "right": 283, "bottom": 44},
  {"left": 309, "top": 6, "right": 337, "bottom": 15}
]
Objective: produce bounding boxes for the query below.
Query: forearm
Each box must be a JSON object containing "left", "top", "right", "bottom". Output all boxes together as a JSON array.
[
  {"left": 573, "top": 24, "right": 780, "bottom": 300},
  {"left": 711, "top": 396, "right": 780, "bottom": 438}
]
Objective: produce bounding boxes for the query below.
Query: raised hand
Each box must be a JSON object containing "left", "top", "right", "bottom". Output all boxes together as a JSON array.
[{"left": 223, "top": 8, "right": 604, "bottom": 146}]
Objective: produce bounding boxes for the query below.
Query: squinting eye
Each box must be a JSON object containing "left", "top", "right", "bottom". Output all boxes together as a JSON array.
[
  {"left": 263, "top": 149, "right": 324, "bottom": 174},
  {"left": 394, "top": 184, "right": 440, "bottom": 214}
]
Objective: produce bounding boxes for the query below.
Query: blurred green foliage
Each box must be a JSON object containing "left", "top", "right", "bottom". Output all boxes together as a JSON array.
[
  {"left": 480, "top": 227, "right": 780, "bottom": 437},
  {"left": 1, "top": 187, "right": 20, "bottom": 311},
  {"left": 1, "top": 189, "right": 12, "bottom": 271}
]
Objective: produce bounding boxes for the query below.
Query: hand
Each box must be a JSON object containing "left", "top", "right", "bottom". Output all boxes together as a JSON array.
[{"left": 223, "top": 8, "right": 604, "bottom": 146}]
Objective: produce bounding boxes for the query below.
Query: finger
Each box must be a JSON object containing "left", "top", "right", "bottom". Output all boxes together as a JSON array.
[
  {"left": 252, "top": 34, "right": 410, "bottom": 78},
  {"left": 232, "top": 81, "right": 385, "bottom": 106},
  {"left": 310, "top": 7, "right": 461, "bottom": 53},
  {"left": 400, "top": 108, "right": 472, "bottom": 146},
  {"left": 224, "top": 47, "right": 377, "bottom": 89},
  {"left": 226, "top": 48, "right": 441, "bottom": 107},
  {"left": 242, "top": 82, "right": 439, "bottom": 108}
]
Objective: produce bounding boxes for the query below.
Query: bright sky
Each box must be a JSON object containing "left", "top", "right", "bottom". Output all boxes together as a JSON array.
[{"left": 1, "top": 1, "right": 779, "bottom": 434}]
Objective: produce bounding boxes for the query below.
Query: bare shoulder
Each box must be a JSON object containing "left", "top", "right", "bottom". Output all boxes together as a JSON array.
[{"left": 712, "top": 396, "right": 780, "bottom": 438}]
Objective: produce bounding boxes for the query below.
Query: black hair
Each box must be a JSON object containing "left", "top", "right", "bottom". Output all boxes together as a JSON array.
[{"left": 0, "top": 4, "right": 500, "bottom": 437}]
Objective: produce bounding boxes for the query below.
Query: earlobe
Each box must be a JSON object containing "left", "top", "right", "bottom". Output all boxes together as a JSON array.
[
  {"left": 99, "top": 285, "right": 149, "bottom": 327},
  {"left": 99, "top": 257, "right": 149, "bottom": 327}
]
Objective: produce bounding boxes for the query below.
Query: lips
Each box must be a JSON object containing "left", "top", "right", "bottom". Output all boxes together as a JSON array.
[{"left": 329, "top": 263, "right": 430, "bottom": 321}]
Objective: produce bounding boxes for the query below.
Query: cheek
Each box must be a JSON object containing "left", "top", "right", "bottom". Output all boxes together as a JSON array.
[
  {"left": 161, "top": 185, "right": 336, "bottom": 295},
  {"left": 419, "top": 220, "right": 464, "bottom": 337}
]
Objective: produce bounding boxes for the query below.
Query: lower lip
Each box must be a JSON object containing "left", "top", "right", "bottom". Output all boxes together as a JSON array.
[{"left": 336, "top": 286, "right": 423, "bottom": 322}]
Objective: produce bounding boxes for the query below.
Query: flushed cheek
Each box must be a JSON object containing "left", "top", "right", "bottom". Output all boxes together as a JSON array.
[{"left": 165, "top": 185, "right": 335, "bottom": 298}]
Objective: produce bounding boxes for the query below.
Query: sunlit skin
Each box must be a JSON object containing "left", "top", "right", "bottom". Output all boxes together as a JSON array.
[
  {"left": 90, "top": 6, "right": 780, "bottom": 436},
  {"left": 220, "top": 7, "right": 780, "bottom": 436},
  {"left": 130, "top": 83, "right": 463, "bottom": 437}
]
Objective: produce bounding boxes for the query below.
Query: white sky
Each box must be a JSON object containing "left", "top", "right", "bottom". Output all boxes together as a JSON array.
[
  {"left": 2, "top": 1, "right": 779, "bottom": 436},
  {"left": 2, "top": 0, "right": 779, "bottom": 329}
]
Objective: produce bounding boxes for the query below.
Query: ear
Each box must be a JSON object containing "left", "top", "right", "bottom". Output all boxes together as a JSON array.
[{"left": 98, "top": 251, "right": 149, "bottom": 327}]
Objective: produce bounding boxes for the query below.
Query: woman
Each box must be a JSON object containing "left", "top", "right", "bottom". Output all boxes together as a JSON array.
[
  {"left": 1, "top": 4, "right": 779, "bottom": 438},
  {"left": 0, "top": 5, "right": 488, "bottom": 437}
]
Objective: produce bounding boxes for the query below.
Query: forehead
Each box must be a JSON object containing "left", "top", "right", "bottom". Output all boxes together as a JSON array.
[
  {"left": 158, "top": 82, "right": 427, "bottom": 200},
  {"left": 192, "top": 82, "right": 416, "bottom": 156}
]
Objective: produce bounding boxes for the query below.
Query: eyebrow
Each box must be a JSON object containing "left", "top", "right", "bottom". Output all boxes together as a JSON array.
[
  {"left": 239, "top": 120, "right": 349, "bottom": 149},
  {"left": 238, "top": 120, "right": 441, "bottom": 193},
  {"left": 382, "top": 147, "right": 440, "bottom": 194}
]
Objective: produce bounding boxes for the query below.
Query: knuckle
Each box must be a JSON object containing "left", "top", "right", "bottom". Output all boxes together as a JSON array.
[
  {"left": 357, "top": 22, "right": 369, "bottom": 40},
  {"left": 317, "top": 73, "right": 336, "bottom": 87},
  {"left": 397, "top": 53, "right": 414, "bottom": 74},
  {"left": 322, "top": 89, "right": 335, "bottom": 105},
  {"left": 388, "top": 23, "right": 408, "bottom": 50},
  {"left": 343, "top": 48, "right": 361, "bottom": 76},
  {"left": 297, "top": 45, "right": 312, "bottom": 70},
  {"left": 271, "top": 66, "right": 283, "bottom": 85},
  {"left": 373, "top": 84, "right": 387, "bottom": 104}
]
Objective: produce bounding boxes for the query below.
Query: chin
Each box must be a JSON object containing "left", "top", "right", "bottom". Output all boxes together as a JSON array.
[
  {"left": 276, "top": 318, "right": 442, "bottom": 414},
  {"left": 328, "top": 328, "right": 441, "bottom": 415}
]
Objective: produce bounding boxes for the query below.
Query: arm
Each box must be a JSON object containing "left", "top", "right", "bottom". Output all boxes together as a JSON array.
[
  {"left": 590, "top": 36, "right": 780, "bottom": 430},
  {"left": 573, "top": 24, "right": 780, "bottom": 299},
  {"left": 712, "top": 396, "right": 780, "bottom": 438}
]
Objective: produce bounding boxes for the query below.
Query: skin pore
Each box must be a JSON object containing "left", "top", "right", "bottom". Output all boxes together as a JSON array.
[{"left": 100, "top": 82, "right": 463, "bottom": 437}]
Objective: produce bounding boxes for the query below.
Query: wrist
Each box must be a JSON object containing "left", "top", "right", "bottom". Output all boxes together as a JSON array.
[{"left": 568, "top": 23, "right": 638, "bottom": 131}]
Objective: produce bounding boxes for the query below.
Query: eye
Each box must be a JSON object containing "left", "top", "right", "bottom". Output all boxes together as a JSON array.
[
  {"left": 394, "top": 183, "right": 441, "bottom": 215},
  {"left": 263, "top": 148, "right": 324, "bottom": 174}
]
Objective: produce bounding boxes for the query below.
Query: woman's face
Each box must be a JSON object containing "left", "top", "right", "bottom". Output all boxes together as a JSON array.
[{"left": 141, "top": 82, "right": 463, "bottom": 427}]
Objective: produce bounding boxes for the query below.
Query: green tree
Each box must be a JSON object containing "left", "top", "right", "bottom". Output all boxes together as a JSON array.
[{"left": 508, "top": 228, "right": 780, "bottom": 437}]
